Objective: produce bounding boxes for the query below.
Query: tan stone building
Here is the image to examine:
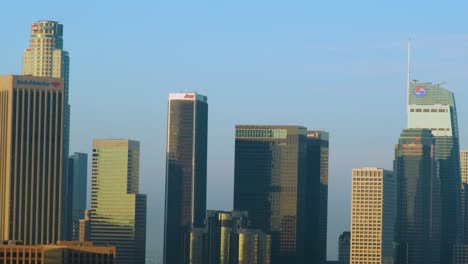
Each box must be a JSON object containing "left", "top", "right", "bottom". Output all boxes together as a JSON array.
[
  {"left": 0, "top": 75, "right": 64, "bottom": 245},
  {"left": 350, "top": 167, "right": 394, "bottom": 264}
]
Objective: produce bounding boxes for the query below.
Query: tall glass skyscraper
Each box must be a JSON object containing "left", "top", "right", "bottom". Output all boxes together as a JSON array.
[
  {"left": 234, "top": 125, "right": 308, "bottom": 264},
  {"left": 394, "top": 129, "right": 441, "bottom": 264},
  {"left": 407, "top": 81, "right": 461, "bottom": 263},
  {"left": 305, "top": 131, "right": 329, "bottom": 264},
  {"left": 22, "top": 20, "right": 72, "bottom": 240},
  {"left": 90, "top": 139, "right": 147, "bottom": 264},
  {"left": 0, "top": 75, "right": 64, "bottom": 244},
  {"left": 164, "top": 93, "right": 208, "bottom": 264},
  {"left": 69, "top": 152, "right": 88, "bottom": 241}
]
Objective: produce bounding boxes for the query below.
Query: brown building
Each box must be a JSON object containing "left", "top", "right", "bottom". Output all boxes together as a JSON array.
[
  {"left": 0, "top": 75, "right": 64, "bottom": 245},
  {"left": 0, "top": 241, "right": 115, "bottom": 263},
  {"left": 79, "top": 210, "right": 90, "bottom": 242}
]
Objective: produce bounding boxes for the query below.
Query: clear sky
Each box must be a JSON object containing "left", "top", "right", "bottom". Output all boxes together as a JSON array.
[{"left": 2, "top": 0, "right": 468, "bottom": 261}]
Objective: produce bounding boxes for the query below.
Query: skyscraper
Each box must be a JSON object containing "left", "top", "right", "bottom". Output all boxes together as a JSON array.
[
  {"left": 350, "top": 167, "right": 394, "bottom": 264},
  {"left": 0, "top": 75, "right": 64, "bottom": 244},
  {"left": 305, "top": 130, "right": 329, "bottom": 264},
  {"left": 69, "top": 152, "right": 88, "bottom": 241},
  {"left": 338, "top": 231, "right": 350, "bottom": 264},
  {"left": 394, "top": 129, "right": 441, "bottom": 264},
  {"left": 22, "top": 20, "right": 72, "bottom": 240},
  {"left": 90, "top": 139, "right": 147, "bottom": 264},
  {"left": 233, "top": 125, "right": 308, "bottom": 264},
  {"left": 407, "top": 81, "right": 461, "bottom": 263},
  {"left": 164, "top": 93, "right": 208, "bottom": 264}
]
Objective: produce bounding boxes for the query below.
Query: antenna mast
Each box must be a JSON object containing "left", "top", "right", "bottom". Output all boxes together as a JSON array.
[{"left": 407, "top": 38, "right": 411, "bottom": 110}]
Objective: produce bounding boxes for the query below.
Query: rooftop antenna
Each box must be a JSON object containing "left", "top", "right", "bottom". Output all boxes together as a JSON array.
[{"left": 407, "top": 37, "right": 411, "bottom": 111}]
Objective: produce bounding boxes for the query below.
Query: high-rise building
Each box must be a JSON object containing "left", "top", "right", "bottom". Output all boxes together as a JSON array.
[
  {"left": 90, "top": 139, "right": 147, "bottom": 264},
  {"left": 394, "top": 129, "right": 441, "bottom": 264},
  {"left": 305, "top": 130, "right": 329, "bottom": 264},
  {"left": 461, "top": 151, "right": 468, "bottom": 184},
  {"left": 338, "top": 231, "right": 350, "bottom": 264},
  {"left": 69, "top": 152, "right": 88, "bottom": 241},
  {"left": 187, "top": 210, "right": 270, "bottom": 264},
  {"left": 164, "top": 93, "right": 208, "bottom": 264},
  {"left": 407, "top": 82, "right": 461, "bottom": 263},
  {"left": 0, "top": 75, "right": 64, "bottom": 244},
  {"left": 350, "top": 168, "right": 394, "bottom": 264},
  {"left": 234, "top": 125, "right": 308, "bottom": 264},
  {"left": 22, "top": 20, "right": 72, "bottom": 240}
]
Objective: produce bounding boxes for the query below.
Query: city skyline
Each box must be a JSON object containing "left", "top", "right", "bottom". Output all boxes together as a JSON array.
[{"left": 2, "top": 1, "right": 468, "bottom": 261}]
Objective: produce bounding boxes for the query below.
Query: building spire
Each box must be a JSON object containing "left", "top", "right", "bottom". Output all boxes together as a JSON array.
[{"left": 407, "top": 37, "right": 411, "bottom": 110}]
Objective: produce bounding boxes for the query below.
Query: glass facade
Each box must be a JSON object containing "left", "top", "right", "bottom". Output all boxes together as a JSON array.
[
  {"left": 164, "top": 93, "right": 208, "bottom": 264},
  {"left": 394, "top": 129, "right": 441, "bottom": 264},
  {"left": 234, "top": 125, "right": 307, "bottom": 264},
  {"left": 304, "top": 131, "right": 329, "bottom": 264},
  {"left": 90, "top": 139, "right": 147, "bottom": 264},
  {"left": 338, "top": 231, "right": 350, "bottom": 264},
  {"left": 407, "top": 82, "right": 461, "bottom": 263}
]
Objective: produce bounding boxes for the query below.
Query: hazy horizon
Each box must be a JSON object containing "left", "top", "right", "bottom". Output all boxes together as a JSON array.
[{"left": 2, "top": 1, "right": 468, "bottom": 261}]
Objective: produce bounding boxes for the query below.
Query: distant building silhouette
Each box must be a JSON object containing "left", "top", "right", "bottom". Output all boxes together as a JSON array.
[
  {"left": 69, "top": 152, "right": 88, "bottom": 241},
  {"left": 164, "top": 93, "right": 208, "bottom": 264},
  {"left": 350, "top": 168, "right": 394, "bottom": 264}
]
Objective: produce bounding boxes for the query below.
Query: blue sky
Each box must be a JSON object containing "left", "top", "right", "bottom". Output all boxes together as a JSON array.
[{"left": 2, "top": 0, "right": 468, "bottom": 260}]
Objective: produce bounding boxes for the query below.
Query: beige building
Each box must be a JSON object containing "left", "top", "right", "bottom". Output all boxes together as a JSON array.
[
  {"left": 350, "top": 168, "right": 394, "bottom": 264},
  {"left": 0, "top": 75, "right": 64, "bottom": 245},
  {"left": 22, "top": 20, "right": 72, "bottom": 241},
  {"left": 462, "top": 150, "right": 468, "bottom": 184},
  {"left": 79, "top": 210, "right": 90, "bottom": 242},
  {"left": 0, "top": 241, "right": 115, "bottom": 263}
]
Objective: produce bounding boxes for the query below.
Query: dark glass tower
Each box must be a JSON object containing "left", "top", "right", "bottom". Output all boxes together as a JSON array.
[
  {"left": 233, "top": 125, "right": 308, "bottom": 264},
  {"left": 305, "top": 131, "right": 329, "bottom": 264},
  {"left": 338, "top": 231, "right": 350, "bottom": 264},
  {"left": 164, "top": 93, "right": 208, "bottom": 264},
  {"left": 69, "top": 152, "right": 88, "bottom": 241},
  {"left": 394, "top": 129, "right": 441, "bottom": 264},
  {"left": 407, "top": 82, "right": 461, "bottom": 263}
]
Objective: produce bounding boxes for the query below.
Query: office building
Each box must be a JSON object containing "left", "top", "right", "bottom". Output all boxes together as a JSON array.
[
  {"left": 79, "top": 210, "right": 91, "bottom": 242},
  {"left": 0, "top": 75, "right": 64, "bottom": 244},
  {"left": 338, "top": 231, "right": 350, "bottom": 264},
  {"left": 407, "top": 82, "right": 461, "bottom": 263},
  {"left": 164, "top": 93, "right": 208, "bottom": 264},
  {"left": 69, "top": 152, "right": 88, "bottom": 241},
  {"left": 90, "top": 139, "right": 147, "bottom": 264},
  {"left": 22, "top": 20, "right": 72, "bottom": 240},
  {"left": 187, "top": 210, "right": 270, "bottom": 264},
  {"left": 305, "top": 131, "right": 329, "bottom": 264},
  {"left": 350, "top": 168, "right": 394, "bottom": 264},
  {"left": 234, "top": 125, "right": 308, "bottom": 263},
  {"left": 454, "top": 244, "right": 468, "bottom": 264},
  {"left": 394, "top": 129, "right": 441, "bottom": 264},
  {"left": 0, "top": 241, "right": 115, "bottom": 263}
]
